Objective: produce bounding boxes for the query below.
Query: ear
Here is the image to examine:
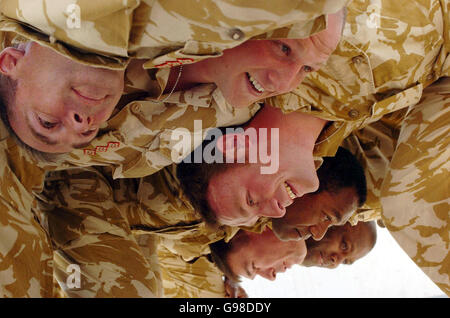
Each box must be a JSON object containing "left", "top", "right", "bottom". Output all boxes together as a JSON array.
[
  {"left": 216, "top": 132, "right": 256, "bottom": 163},
  {"left": 0, "top": 47, "right": 25, "bottom": 77}
]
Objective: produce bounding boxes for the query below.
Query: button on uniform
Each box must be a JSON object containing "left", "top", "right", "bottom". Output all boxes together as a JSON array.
[
  {"left": 352, "top": 55, "right": 364, "bottom": 65},
  {"left": 348, "top": 109, "right": 360, "bottom": 118},
  {"left": 229, "top": 28, "right": 245, "bottom": 41}
]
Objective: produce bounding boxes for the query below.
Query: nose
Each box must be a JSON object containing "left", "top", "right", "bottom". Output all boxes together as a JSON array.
[
  {"left": 310, "top": 222, "right": 330, "bottom": 241},
  {"left": 267, "top": 63, "right": 305, "bottom": 93},
  {"left": 260, "top": 268, "right": 277, "bottom": 281},
  {"left": 302, "top": 172, "right": 320, "bottom": 197},
  {"left": 329, "top": 254, "right": 341, "bottom": 268},
  {"left": 258, "top": 199, "right": 286, "bottom": 218},
  {"left": 67, "top": 111, "right": 92, "bottom": 133}
]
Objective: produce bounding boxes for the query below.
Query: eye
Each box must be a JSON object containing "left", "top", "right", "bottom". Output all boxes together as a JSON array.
[
  {"left": 280, "top": 43, "right": 291, "bottom": 55},
  {"left": 302, "top": 65, "right": 313, "bottom": 73},
  {"left": 273, "top": 40, "right": 291, "bottom": 56},
  {"left": 322, "top": 212, "right": 332, "bottom": 222},
  {"left": 340, "top": 240, "right": 348, "bottom": 251},
  {"left": 38, "top": 117, "right": 58, "bottom": 129}
]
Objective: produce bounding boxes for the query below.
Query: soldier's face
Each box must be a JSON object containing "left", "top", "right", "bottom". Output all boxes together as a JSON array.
[
  {"left": 194, "top": 10, "right": 343, "bottom": 108},
  {"left": 272, "top": 187, "right": 358, "bottom": 241},
  {"left": 226, "top": 228, "right": 306, "bottom": 281},
  {"left": 206, "top": 105, "right": 325, "bottom": 227},
  {"left": 302, "top": 222, "right": 374, "bottom": 268},
  {"left": 0, "top": 42, "right": 124, "bottom": 153}
]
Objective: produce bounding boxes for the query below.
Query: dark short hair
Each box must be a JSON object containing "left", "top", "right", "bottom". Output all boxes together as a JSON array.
[
  {"left": 209, "top": 238, "right": 241, "bottom": 283},
  {"left": 176, "top": 129, "right": 228, "bottom": 227},
  {"left": 317, "top": 147, "right": 367, "bottom": 207}
]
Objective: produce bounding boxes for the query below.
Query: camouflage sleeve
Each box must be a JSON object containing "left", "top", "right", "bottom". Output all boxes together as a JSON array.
[
  {"left": 379, "top": 77, "right": 450, "bottom": 296},
  {"left": 38, "top": 167, "right": 161, "bottom": 298},
  {"left": 158, "top": 245, "right": 226, "bottom": 298},
  {"left": 0, "top": 158, "right": 53, "bottom": 298},
  {"left": 1, "top": 0, "right": 348, "bottom": 69},
  {"left": 341, "top": 113, "right": 403, "bottom": 225}
]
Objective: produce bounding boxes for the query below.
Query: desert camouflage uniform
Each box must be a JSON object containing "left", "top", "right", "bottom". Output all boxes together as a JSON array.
[
  {"left": 1, "top": 0, "right": 345, "bottom": 297},
  {"left": 0, "top": 0, "right": 347, "bottom": 70},
  {"left": 36, "top": 72, "right": 260, "bottom": 297},
  {"left": 0, "top": 122, "right": 54, "bottom": 297},
  {"left": 39, "top": 163, "right": 244, "bottom": 297},
  {"left": 157, "top": 244, "right": 226, "bottom": 298},
  {"left": 267, "top": 0, "right": 450, "bottom": 294}
]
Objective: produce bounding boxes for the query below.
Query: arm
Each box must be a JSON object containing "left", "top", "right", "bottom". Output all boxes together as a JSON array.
[
  {"left": 39, "top": 167, "right": 160, "bottom": 297},
  {"left": 157, "top": 245, "right": 227, "bottom": 298}
]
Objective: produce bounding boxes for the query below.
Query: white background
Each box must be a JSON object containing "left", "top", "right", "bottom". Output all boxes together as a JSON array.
[{"left": 241, "top": 226, "right": 447, "bottom": 298}]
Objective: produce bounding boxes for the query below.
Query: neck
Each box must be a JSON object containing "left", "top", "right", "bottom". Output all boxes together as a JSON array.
[{"left": 166, "top": 59, "right": 212, "bottom": 93}]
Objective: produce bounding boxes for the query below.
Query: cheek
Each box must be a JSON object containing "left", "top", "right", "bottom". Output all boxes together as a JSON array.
[{"left": 296, "top": 210, "right": 318, "bottom": 227}]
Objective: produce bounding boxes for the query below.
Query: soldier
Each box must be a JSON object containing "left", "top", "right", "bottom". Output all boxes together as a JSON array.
[
  {"left": 301, "top": 221, "right": 377, "bottom": 269},
  {"left": 40, "top": 104, "right": 326, "bottom": 297},
  {"left": 157, "top": 227, "right": 306, "bottom": 298},
  {"left": 266, "top": 0, "right": 449, "bottom": 295},
  {"left": 41, "top": 140, "right": 365, "bottom": 298},
  {"left": 158, "top": 221, "right": 377, "bottom": 298},
  {"left": 271, "top": 147, "right": 367, "bottom": 241}
]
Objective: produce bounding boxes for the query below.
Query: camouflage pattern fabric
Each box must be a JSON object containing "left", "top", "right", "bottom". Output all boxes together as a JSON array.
[
  {"left": 38, "top": 167, "right": 162, "bottom": 298},
  {"left": 268, "top": 0, "right": 449, "bottom": 158},
  {"left": 48, "top": 0, "right": 448, "bottom": 182},
  {"left": 0, "top": 0, "right": 348, "bottom": 70},
  {"left": 0, "top": 0, "right": 349, "bottom": 298},
  {"left": 342, "top": 111, "right": 405, "bottom": 224},
  {"left": 38, "top": 163, "right": 243, "bottom": 297},
  {"left": 157, "top": 244, "right": 225, "bottom": 298},
  {"left": 0, "top": 39, "right": 257, "bottom": 298},
  {"left": 0, "top": 121, "right": 54, "bottom": 297},
  {"left": 380, "top": 77, "right": 450, "bottom": 295},
  {"left": 338, "top": 78, "right": 449, "bottom": 295},
  {"left": 265, "top": 0, "right": 449, "bottom": 295}
]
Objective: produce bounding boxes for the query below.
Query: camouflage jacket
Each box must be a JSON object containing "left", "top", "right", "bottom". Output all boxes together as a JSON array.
[
  {"left": 49, "top": 0, "right": 449, "bottom": 183},
  {"left": 0, "top": 120, "right": 54, "bottom": 297},
  {"left": 0, "top": 0, "right": 347, "bottom": 70},
  {"left": 119, "top": 164, "right": 240, "bottom": 261},
  {"left": 266, "top": 0, "right": 449, "bottom": 222},
  {"left": 268, "top": 0, "right": 449, "bottom": 159},
  {"left": 157, "top": 244, "right": 225, "bottom": 298}
]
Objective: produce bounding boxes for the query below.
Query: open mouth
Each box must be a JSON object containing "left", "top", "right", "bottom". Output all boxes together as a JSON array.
[
  {"left": 284, "top": 182, "right": 296, "bottom": 200},
  {"left": 246, "top": 72, "right": 265, "bottom": 93}
]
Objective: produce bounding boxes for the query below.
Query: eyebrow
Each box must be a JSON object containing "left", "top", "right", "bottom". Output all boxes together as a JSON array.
[{"left": 332, "top": 209, "right": 343, "bottom": 224}]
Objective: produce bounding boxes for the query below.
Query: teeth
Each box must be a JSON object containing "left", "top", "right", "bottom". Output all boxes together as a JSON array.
[
  {"left": 284, "top": 182, "right": 296, "bottom": 200},
  {"left": 247, "top": 73, "right": 265, "bottom": 93}
]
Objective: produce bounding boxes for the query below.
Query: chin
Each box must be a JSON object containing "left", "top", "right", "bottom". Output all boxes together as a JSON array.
[{"left": 225, "top": 95, "right": 253, "bottom": 109}]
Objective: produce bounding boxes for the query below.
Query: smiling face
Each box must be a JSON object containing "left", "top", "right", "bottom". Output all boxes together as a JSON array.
[
  {"left": 205, "top": 105, "right": 326, "bottom": 227},
  {"left": 272, "top": 187, "right": 358, "bottom": 241},
  {"left": 303, "top": 221, "right": 376, "bottom": 268},
  {"left": 0, "top": 42, "right": 124, "bottom": 153},
  {"left": 186, "top": 10, "right": 344, "bottom": 108},
  {"left": 225, "top": 228, "right": 306, "bottom": 281}
]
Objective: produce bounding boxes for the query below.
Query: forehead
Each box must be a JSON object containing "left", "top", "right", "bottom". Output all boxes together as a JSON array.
[{"left": 328, "top": 188, "right": 359, "bottom": 220}]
